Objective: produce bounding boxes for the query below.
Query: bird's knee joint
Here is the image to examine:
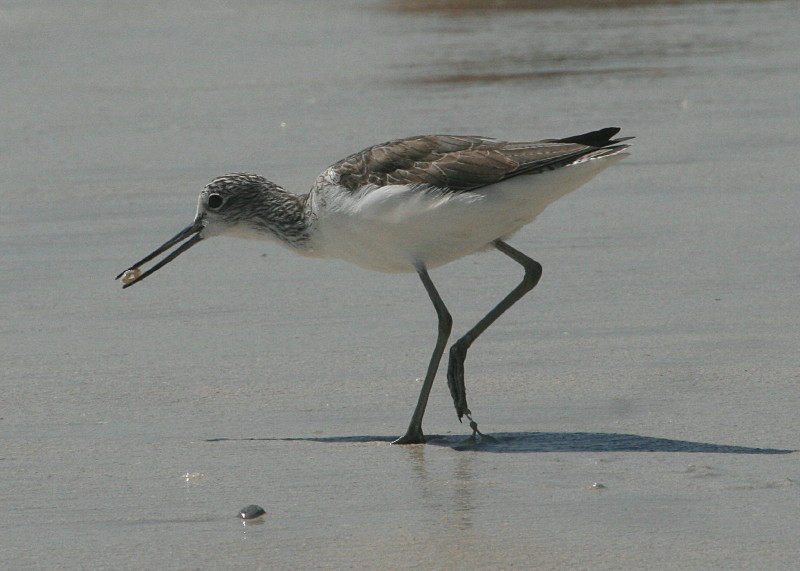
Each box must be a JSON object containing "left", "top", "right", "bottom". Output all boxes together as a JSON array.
[
  {"left": 523, "top": 261, "right": 543, "bottom": 289},
  {"left": 439, "top": 312, "right": 453, "bottom": 335}
]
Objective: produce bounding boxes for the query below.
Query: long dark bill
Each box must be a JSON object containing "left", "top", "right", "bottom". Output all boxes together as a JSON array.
[{"left": 115, "top": 220, "right": 203, "bottom": 289}]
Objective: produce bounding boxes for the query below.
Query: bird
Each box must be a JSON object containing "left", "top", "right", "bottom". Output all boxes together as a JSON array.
[{"left": 116, "top": 127, "right": 631, "bottom": 444}]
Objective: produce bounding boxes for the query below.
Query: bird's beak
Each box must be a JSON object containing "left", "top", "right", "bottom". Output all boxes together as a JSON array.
[{"left": 115, "top": 218, "right": 204, "bottom": 288}]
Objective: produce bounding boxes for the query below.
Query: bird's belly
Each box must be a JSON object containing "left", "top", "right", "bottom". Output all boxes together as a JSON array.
[
  {"left": 316, "top": 219, "right": 500, "bottom": 273},
  {"left": 310, "top": 186, "right": 534, "bottom": 273}
]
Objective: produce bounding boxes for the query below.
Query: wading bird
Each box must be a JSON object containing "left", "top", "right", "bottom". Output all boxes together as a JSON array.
[{"left": 117, "top": 127, "right": 631, "bottom": 444}]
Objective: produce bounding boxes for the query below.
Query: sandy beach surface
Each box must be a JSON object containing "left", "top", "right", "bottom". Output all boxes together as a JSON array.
[{"left": 2, "top": 1, "right": 799, "bottom": 569}]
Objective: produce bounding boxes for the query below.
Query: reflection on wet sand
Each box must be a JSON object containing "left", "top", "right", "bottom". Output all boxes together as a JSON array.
[
  {"left": 388, "top": 0, "right": 772, "bottom": 13},
  {"left": 404, "top": 443, "right": 478, "bottom": 532},
  {"left": 407, "top": 66, "right": 671, "bottom": 85},
  {"left": 384, "top": 0, "right": 753, "bottom": 86}
]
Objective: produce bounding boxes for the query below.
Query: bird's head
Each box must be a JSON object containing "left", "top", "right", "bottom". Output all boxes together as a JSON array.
[
  {"left": 115, "top": 173, "right": 289, "bottom": 288},
  {"left": 196, "top": 173, "right": 282, "bottom": 238}
]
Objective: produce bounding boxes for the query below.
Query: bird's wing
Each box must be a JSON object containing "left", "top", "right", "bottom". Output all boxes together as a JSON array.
[{"left": 313, "top": 128, "right": 630, "bottom": 194}]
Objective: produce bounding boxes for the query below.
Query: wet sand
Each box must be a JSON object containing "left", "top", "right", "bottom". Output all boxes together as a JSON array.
[{"left": 2, "top": 1, "right": 799, "bottom": 569}]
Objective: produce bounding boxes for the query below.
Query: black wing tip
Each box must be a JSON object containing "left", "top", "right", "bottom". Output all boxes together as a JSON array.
[{"left": 556, "top": 127, "right": 632, "bottom": 148}]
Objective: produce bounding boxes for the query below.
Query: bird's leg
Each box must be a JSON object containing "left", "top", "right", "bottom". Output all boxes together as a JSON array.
[
  {"left": 393, "top": 263, "right": 453, "bottom": 445},
  {"left": 447, "top": 240, "right": 543, "bottom": 435}
]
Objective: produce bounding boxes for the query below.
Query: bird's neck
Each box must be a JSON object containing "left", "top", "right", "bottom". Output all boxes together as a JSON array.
[{"left": 252, "top": 187, "right": 315, "bottom": 251}]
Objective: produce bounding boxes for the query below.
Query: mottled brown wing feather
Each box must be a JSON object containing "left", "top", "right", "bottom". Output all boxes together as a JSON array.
[{"left": 319, "top": 128, "right": 626, "bottom": 193}]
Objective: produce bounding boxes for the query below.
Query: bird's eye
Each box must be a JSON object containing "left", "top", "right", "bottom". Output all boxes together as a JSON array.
[{"left": 207, "top": 193, "right": 224, "bottom": 209}]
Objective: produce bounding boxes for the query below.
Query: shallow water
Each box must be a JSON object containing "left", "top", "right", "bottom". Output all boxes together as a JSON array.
[{"left": 2, "top": 1, "right": 799, "bottom": 568}]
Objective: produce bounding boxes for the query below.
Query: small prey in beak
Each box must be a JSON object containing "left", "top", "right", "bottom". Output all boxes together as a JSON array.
[{"left": 115, "top": 219, "right": 203, "bottom": 288}]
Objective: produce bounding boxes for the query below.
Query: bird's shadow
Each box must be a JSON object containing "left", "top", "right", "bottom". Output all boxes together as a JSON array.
[{"left": 206, "top": 431, "right": 794, "bottom": 454}]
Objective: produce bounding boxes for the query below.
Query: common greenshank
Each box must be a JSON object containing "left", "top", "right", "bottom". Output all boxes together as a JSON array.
[{"left": 117, "top": 127, "right": 631, "bottom": 444}]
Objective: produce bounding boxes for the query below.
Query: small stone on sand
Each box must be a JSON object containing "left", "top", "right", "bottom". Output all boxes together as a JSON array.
[{"left": 238, "top": 504, "right": 266, "bottom": 520}]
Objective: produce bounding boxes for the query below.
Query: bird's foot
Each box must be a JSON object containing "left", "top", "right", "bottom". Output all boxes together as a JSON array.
[
  {"left": 464, "top": 412, "right": 498, "bottom": 443},
  {"left": 468, "top": 417, "right": 482, "bottom": 437},
  {"left": 392, "top": 427, "right": 426, "bottom": 445},
  {"left": 464, "top": 412, "right": 483, "bottom": 437}
]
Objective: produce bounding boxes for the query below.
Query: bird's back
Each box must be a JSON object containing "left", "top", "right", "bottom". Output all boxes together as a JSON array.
[{"left": 313, "top": 127, "right": 629, "bottom": 194}]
